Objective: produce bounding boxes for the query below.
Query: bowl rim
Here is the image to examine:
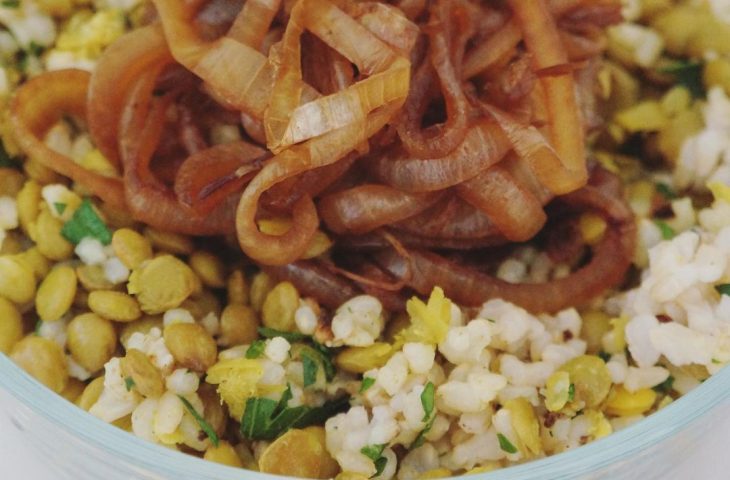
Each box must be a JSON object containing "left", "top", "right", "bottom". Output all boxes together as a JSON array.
[{"left": 2, "top": 352, "right": 729, "bottom": 480}]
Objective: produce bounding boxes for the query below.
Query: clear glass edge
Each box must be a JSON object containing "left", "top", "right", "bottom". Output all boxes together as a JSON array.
[{"left": 1, "top": 353, "right": 729, "bottom": 480}]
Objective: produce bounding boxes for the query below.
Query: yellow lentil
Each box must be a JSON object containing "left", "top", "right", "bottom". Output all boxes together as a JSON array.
[
  {"left": 10, "top": 336, "right": 68, "bottom": 394},
  {"left": 67, "top": 313, "right": 117, "bottom": 372},
  {"left": 16, "top": 180, "right": 41, "bottom": 237},
  {"left": 557, "top": 355, "right": 612, "bottom": 409},
  {"left": 143, "top": 227, "right": 194, "bottom": 255},
  {"left": 13, "top": 247, "right": 50, "bottom": 280},
  {"left": 227, "top": 269, "right": 248, "bottom": 305},
  {"left": 605, "top": 386, "right": 657, "bottom": 417},
  {"left": 504, "top": 397, "right": 542, "bottom": 457},
  {"left": 204, "top": 441, "right": 244, "bottom": 468},
  {"left": 249, "top": 271, "right": 274, "bottom": 312},
  {"left": 335, "top": 343, "right": 393, "bottom": 374},
  {"left": 35, "top": 265, "right": 77, "bottom": 322},
  {"left": 259, "top": 428, "right": 336, "bottom": 479},
  {"left": 119, "top": 315, "right": 163, "bottom": 348},
  {"left": 35, "top": 209, "right": 74, "bottom": 261},
  {"left": 0, "top": 297, "right": 23, "bottom": 353},
  {"left": 219, "top": 304, "right": 260, "bottom": 347},
  {"left": 164, "top": 322, "right": 217, "bottom": 372},
  {"left": 60, "top": 378, "right": 86, "bottom": 403},
  {"left": 76, "top": 376, "right": 105, "bottom": 411},
  {"left": 120, "top": 348, "right": 165, "bottom": 398},
  {"left": 0, "top": 231, "right": 23, "bottom": 255},
  {"left": 0, "top": 256, "right": 36, "bottom": 304},
  {"left": 112, "top": 228, "right": 153, "bottom": 270},
  {"left": 0, "top": 168, "right": 24, "bottom": 197},
  {"left": 76, "top": 264, "right": 115, "bottom": 291},
  {"left": 261, "top": 281, "right": 299, "bottom": 332},
  {"left": 419, "top": 469, "right": 452, "bottom": 479},
  {"left": 128, "top": 255, "right": 197, "bottom": 314},
  {"left": 189, "top": 251, "right": 227, "bottom": 289},
  {"left": 88, "top": 290, "right": 142, "bottom": 322}
]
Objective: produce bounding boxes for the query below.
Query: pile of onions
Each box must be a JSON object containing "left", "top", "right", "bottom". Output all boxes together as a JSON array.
[{"left": 10, "top": 0, "right": 632, "bottom": 313}]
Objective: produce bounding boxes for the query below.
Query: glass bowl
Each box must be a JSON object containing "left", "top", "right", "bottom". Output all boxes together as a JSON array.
[{"left": 2, "top": 352, "right": 730, "bottom": 480}]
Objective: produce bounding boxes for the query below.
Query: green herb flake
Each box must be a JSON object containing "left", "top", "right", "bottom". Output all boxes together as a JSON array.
[
  {"left": 420, "top": 382, "right": 435, "bottom": 422},
  {"left": 713, "top": 358, "right": 722, "bottom": 364},
  {"left": 659, "top": 60, "right": 705, "bottom": 98},
  {"left": 54, "top": 202, "right": 67, "bottom": 215},
  {"left": 28, "top": 41, "right": 44, "bottom": 57},
  {"left": 240, "top": 384, "right": 350, "bottom": 440},
  {"left": 178, "top": 395, "right": 219, "bottom": 447},
  {"left": 257, "top": 327, "right": 309, "bottom": 343},
  {"left": 653, "top": 375, "right": 675, "bottom": 395},
  {"left": 300, "top": 344, "right": 335, "bottom": 384},
  {"left": 360, "top": 377, "right": 376, "bottom": 393},
  {"left": 60, "top": 198, "right": 112, "bottom": 245},
  {"left": 302, "top": 353, "right": 319, "bottom": 387},
  {"left": 245, "top": 340, "right": 266, "bottom": 359},
  {"left": 34, "top": 320, "right": 42, "bottom": 336},
  {"left": 311, "top": 341, "right": 336, "bottom": 381},
  {"left": 654, "top": 220, "right": 676, "bottom": 240},
  {"left": 497, "top": 433, "right": 518, "bottom": 454},
  {"left": 715, "top": 284, "right": 730, "bottom": 297},
  {"left": 124, "top": 377, "right": 136, "bottom": 392},
  {"left": 655, "top": 182, "right": 677, "bottom": 200},
  {"left": 0, "top": 141, "right": 18, "bottom": 169},
  {"left": 360, "top": 444, "right": 387, "bottom": 477},
  {"left": 567, "top": 383, "right": 576, "bottom": 402},
  {"left": 597, "top": 351, "right": 611, "bottom": 363},
  {"left": 1, "top": 0, "right": 20, "bottom": 8}
]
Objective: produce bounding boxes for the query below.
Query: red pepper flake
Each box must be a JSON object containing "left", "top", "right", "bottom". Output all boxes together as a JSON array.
[
  {"left": 657, "top": 314, "right": 672, "bottom": 323},
  {"left": 543, "top": 411, "right": 559, "bottom": 428}
]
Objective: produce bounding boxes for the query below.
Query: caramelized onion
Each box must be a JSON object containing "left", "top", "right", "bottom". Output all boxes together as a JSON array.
[{"left": 11, "top": 69, "right": 127, "bottom": 210}]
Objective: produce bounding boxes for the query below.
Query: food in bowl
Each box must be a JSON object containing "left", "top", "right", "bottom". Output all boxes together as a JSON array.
[{"left": 1, "top": 0, "right": 730, "bottom": 478}]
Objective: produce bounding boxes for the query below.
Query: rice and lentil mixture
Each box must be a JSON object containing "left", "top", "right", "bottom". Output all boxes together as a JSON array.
[{"left": 3, "top": 0, "right": 730, "bottom": 478}]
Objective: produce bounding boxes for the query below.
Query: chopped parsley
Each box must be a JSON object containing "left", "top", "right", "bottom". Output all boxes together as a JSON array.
[
  {"left": 598, "top": 351, "right": 611, "bottom": 363},
  {"left": 497, "top": 433, "right": 518, "bottom": 454},
  {"left": 411, "top": 382, "right": 436, "bottom": 449},
  {"left": 60, "top": 198, "right": 112, "bottom": 245},
  {"left": 124, "top": 377, "right": 136, "bottom": 392},
  {"left": 54, "top": 202, "right": 67, "bottom": 215},
  {"left": 1, "top": 0, "right": 20, "bottom": 8},
  {"left": 300, "top": 344, "right": 335, "bottom": 387},
  {"left": 255, "top": 329, "right": 335, "bottom": 387},
  {"left": 567, "top": 383, "right": 575, "bottom": 402},
  {"left": 34, "top": 320, "right": 42, "bottom": 336},
  {"left": 653, "top": 375, "right": 675, "bottom": 395},
  {"left": 715, "top": 284, "right": 730, "bottom": 297},
  {"left": 654, "top": 220, "right": 675, "bottom": 240},
  {"left": 179, "top": 395, "right": 219, "bottom": 447},
  {"left": 27, "top": 41, "right": 44, "bottom": 58},
  {"left": 360, "top": 377, "right": 376, "bottom": 393},
  {"left": 240, "top": 384, "right": 349, "bottom": 441},
  {"left": 302, "top": 353, "right": 319, "bottom": 387},
  {"left": 257, "top": 327, "right": 309, "bottom": 343},
  {"left": 360, "top": 444, "right": 388, "bottom": 477},
  {"left": 245, "top": 340, "right": 266, "bottom": 359},
  {"left": 655, "top": 182, "right": 677, "bottom": 200},
  {"left": 659, "top": 60, "right": 705, "bottom": 98},
  {"left": 0, "top": 139, "right": 19, "bottom": 169},
  {"left": 420, "top": 382, "right": 435, "bottom": 421}
]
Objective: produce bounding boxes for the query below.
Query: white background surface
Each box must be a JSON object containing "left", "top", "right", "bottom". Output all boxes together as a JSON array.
[
  {"left": 0, "top": 410, "right": 57, "bottom": 478},
  {"left": 1, "top": 406, "right": 728, "bottom": 480}
]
